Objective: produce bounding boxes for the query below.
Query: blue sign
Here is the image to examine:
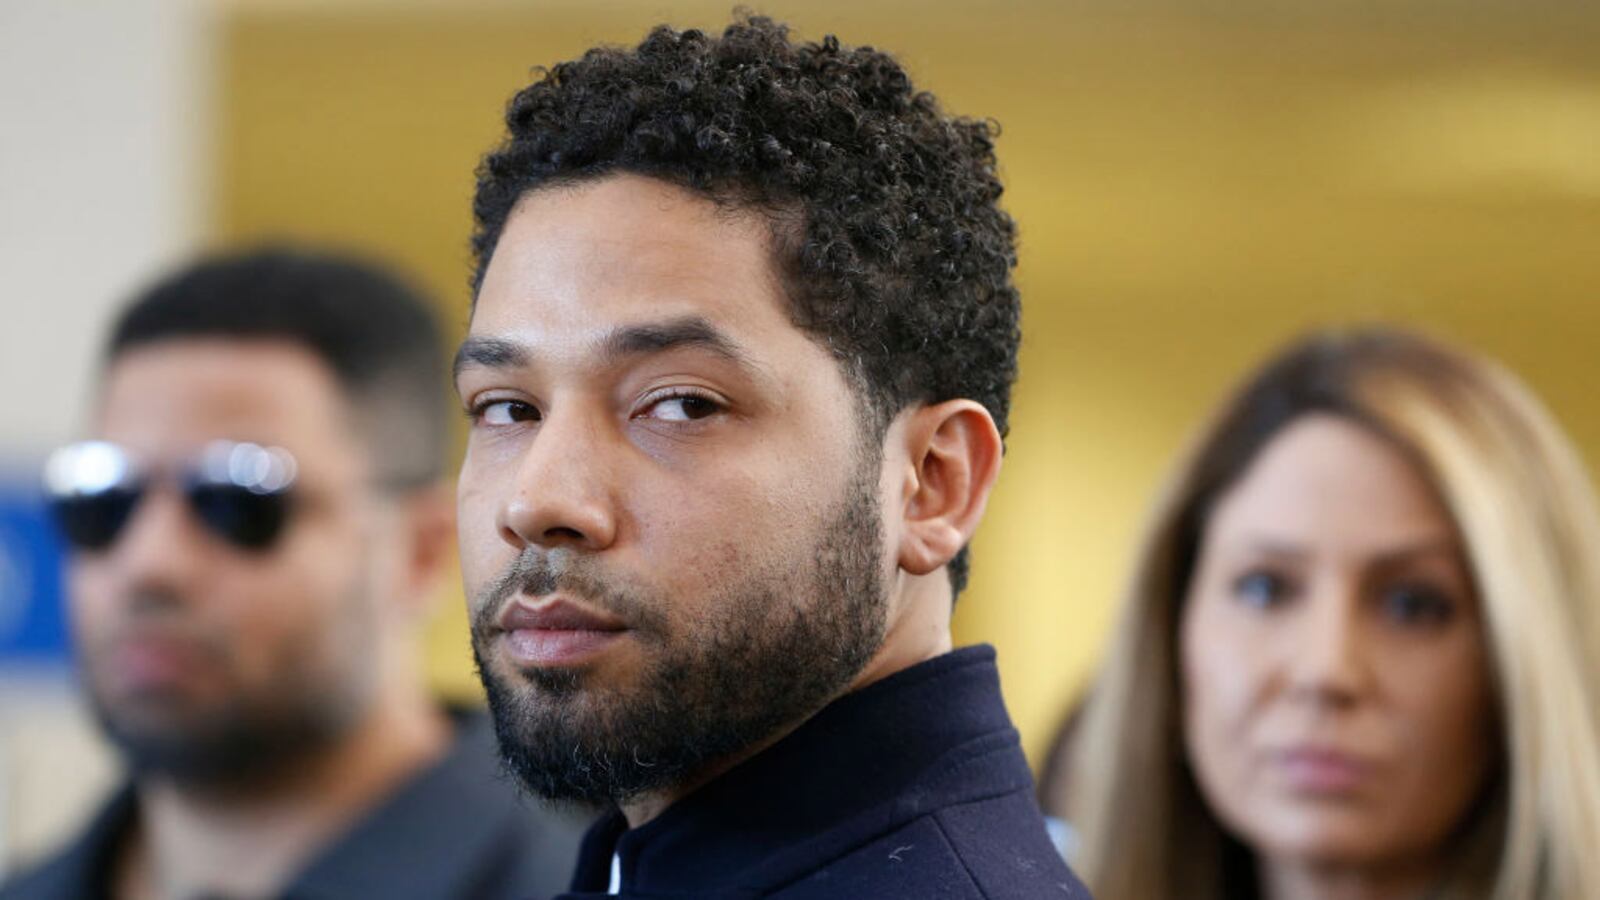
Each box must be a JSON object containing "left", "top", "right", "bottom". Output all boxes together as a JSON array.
[{"left": 0, "top": 474, "right": 70, "bottom": 662}]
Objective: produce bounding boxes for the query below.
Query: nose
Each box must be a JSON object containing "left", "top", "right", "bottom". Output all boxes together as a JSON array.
[
  {"left": 102, "top": 486, "right": 208, "bottom": 602},
  {"left": 496, "top": 408, "right": 620, "bottom": 553},
  {"left": 1285, "top": 577, "right": 1371, "bottom": 708}
]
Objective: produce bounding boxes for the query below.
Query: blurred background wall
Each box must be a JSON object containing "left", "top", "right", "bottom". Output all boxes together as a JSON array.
[
  {"left": 0, "top": 0, "right": 211, "bottom": 873},
  {"left": 3, "top": 0, "right": 1598, "bottom": 874}
]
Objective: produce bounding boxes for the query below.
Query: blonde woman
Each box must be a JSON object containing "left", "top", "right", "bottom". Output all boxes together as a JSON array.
[{"left": 1054, "top": 328, "right": 1600, "bottom": 900}]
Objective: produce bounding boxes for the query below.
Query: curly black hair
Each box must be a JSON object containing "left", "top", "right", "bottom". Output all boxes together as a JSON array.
[{"left": 471, "top": 16, "right": 1019, "bottom": 595}]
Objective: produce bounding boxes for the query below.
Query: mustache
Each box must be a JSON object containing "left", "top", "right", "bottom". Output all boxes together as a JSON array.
[
  {"left": 470, "top": 550, "right": 664, "bottom": 639},
  {"left": 81, "top": 587, "right": 228, "bottom": 660}
]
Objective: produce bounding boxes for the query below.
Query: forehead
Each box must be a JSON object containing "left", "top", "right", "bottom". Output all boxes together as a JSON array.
[
  {"left": 472, "top": 174, "right": 804, "bottom": 356},
  {"left": 97, "top": 339, "right": 358, "bottom": 467},
  {"left": 1208, "top": 413, "right": 1456, "bottom": 549}
]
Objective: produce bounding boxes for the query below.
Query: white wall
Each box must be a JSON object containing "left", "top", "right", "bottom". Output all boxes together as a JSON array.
[
  {"left": 0, "top": 0, "right": 209, "bottom": 457},
  {"left": 0, "top": 0, "right": 212, "bottom": 875}
]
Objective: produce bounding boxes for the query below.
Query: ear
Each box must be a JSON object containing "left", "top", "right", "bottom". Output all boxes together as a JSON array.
[
  {"left": 395, "top": 482, "right": 458, "bottom": 616},
  {"left": 894, "top": 399, "right": 1003, "bottom": 577}
]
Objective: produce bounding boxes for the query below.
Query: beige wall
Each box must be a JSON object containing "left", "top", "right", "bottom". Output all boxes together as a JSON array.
[
  {"left": 0, "top": 0, "right": 212, "bottom": 869},
  {"left": 214, "top": 2, "right": 1600, "bottom": 767}
]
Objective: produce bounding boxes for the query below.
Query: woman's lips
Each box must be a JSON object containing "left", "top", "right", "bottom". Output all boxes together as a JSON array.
[
  {"left": 1271, "top": 746, "right": 1378, "bottom": 795},
  {"left": 497, "top": 598, "right": 628, "bottom": 668}
]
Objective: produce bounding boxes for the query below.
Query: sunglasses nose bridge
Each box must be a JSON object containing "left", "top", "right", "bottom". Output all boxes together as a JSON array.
[{"left": 110, "top": 482, "right": 217, "bottom": 571}]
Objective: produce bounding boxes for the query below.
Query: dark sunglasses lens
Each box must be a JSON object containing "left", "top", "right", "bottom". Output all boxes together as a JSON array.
[
  {"left": 50, "top": 488, "right": 141, "bottom": 551},
  {"left": 189, "top": 484, "right": 290, "bottom": 550}
]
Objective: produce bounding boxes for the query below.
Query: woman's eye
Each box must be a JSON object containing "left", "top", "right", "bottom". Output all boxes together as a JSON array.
[
  {"left": 473, "top": 399, "right": 539, "bottom": 426},
  {"left": 1232, "top": 570, "right": 1293, "bottom": 610},
  {"left": 1380, "top": 584, "right": 1456, "bottom": 627},
  {"left": 641, "top": 393, "right": 722, "bottom": 422}
]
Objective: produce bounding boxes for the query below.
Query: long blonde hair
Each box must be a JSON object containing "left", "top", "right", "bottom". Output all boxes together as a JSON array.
[{"left": 1059, "top": 328, "right": 1600, "bottom": 899}]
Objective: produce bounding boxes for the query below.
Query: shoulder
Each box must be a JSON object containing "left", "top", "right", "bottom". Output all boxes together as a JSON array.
[
  {"left": 1, "top": 851, "right": 87, "bottom": 900},
  {"left": 929, "top": 791, "right": 1091, "bottom": 899},
  {"left": 292, "top": 708, "right": 592, "bottom": 900},
  {"left": 769, "top": 791, "right": 1090, "bottom": 900},
  {"left": 0, "top": 787, "right": 135, "bottom": 900}
]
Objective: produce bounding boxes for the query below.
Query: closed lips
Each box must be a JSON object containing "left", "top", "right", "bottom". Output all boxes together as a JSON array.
[
  {"left": 496, "top": 599, "right": 630, "bottom": 668},
  {"left": 498, "top": 599, "right": 627, "bottom": 633}
]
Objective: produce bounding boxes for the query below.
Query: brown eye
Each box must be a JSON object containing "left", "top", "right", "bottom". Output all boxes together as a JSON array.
[
  {"left": 476, "top": 400, "right": 540, "bottom": 426},
  {"left": 643, "top": 393, "right": 721, "bottom": 422}
]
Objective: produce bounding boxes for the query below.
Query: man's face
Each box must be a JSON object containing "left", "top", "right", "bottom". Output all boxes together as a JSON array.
[
  {"left": 70, "top": 340, "right": 388, "bottom": 781},
  {"left": 457, "top": 174, "right": 892, "bottom": 804}
]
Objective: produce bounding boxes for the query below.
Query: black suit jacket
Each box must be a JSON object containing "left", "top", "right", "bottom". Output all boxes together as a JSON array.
[{"left": 0, "top": 710, "right": 589, "bottom": 900}]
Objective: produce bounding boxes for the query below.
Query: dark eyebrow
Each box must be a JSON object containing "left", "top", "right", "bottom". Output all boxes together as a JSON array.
[
  {"left": 599, "top": 316, "right": 753, "bottom": 368},
  {"left": 452, "top": 317, "right": 768, "bottom": 385},
  {"left": 453, "top": 337, "right": 530, "bottom": 383}
]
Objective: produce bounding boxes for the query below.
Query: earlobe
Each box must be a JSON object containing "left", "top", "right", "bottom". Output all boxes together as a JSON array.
[{"left": 895, "top": 400, "right": 1003, "bottom": 576}]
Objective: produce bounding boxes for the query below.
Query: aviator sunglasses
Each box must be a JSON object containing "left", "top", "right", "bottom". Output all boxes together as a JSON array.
[{"left": 43, "top": 440, "right": 299, "bottom": 552}]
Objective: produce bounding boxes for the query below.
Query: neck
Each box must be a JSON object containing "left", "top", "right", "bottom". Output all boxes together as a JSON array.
[
  {"left": 1259, "top": 853, "right": 1448, "bottom": 900},
  {"left": 118, "top": 689, "right": 447, "bottom": 900},
  {"left": 618, "top": 571, "right": 953, "bottom": 829}
]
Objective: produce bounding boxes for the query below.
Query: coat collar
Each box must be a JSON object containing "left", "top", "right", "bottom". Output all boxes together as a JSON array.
[{"left": 568, "top": 645, "right": 1032, "bottom": 896}]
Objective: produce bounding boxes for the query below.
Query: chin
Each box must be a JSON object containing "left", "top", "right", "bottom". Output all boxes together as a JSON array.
[
  {"left": 1248, "top": 806, "right": 1397, "bottom": 867},
  {"left": 94, "top": 685, "right": 208, "bottom": 732}
]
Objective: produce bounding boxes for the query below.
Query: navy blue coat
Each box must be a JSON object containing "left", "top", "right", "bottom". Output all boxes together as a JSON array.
[{"left": 563, "top": 646, "right": 1091, "bottom": 899}]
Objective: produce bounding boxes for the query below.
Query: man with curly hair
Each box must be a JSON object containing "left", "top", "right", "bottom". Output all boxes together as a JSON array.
[{"left": 457, "top": 16, "right": 1089, "bottom": 898}]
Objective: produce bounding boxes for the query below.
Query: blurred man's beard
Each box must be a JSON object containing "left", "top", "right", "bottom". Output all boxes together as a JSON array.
[
  {"left": 80, "top": 590, "right": 372, "bottom": 787},
  {"left": 471, "top": 458, "right": 889, "bottom": 806},
  {"left": 91, "top": 693, "right": 356, "bottom": 786}
]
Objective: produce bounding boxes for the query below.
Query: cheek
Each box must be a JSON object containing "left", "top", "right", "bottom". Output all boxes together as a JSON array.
[
  {"left": 223, "top": 534, "right": 364, "bottom": 664},
  {"left": 1180, "top": 603, "right": 1257, "bottom": 737},
  {"left": 1390, "top": 639, "right": 1492, "bottom": 740},
  {"left": 65, "top": 564, "right": 134, "bottom": 687},
  {"left": 65, "top": 563, "right": 110, "bottom": 640},
  {"left": 629, "top": 483, "right": 770, "bottom": 600},
  {"left": 1180, "top": 598, "right": 1271, "bottom": 807},
  {"left": 456, "top": 480, "right": 510, "bottom": 598},
  {"left": 221, "top": 567, "right": 321, "bottom": 648},
  {"left": 1380, "top": 634, "right": 1499, "bottom": 823},
  {"left": 624, "top": 460, "right": 845, "bottom": 630},
  {"left": 67, "top": 559, "right": 177, "bottom": 650},
  {"left": 636, "top": 455, "right": 822, "bottom": 551}
]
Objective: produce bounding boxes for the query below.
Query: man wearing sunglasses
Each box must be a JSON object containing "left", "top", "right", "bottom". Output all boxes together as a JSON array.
[
  {"left": 458, "top": 16, "right": 1088, "bottom": 899},
  {"left": 3, "top": 248, "right": 586, "bottom": 899}
]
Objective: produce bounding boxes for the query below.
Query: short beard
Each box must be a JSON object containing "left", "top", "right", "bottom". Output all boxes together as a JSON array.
[
  {"left": 81, "top": 585, "right": 373, "bottom": 789},
  {"left": 93, "top": 697, "right": 355, "bottom": 788},
  {"left": 472, "top": 456, "right": 889, "bottom": 807}
]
